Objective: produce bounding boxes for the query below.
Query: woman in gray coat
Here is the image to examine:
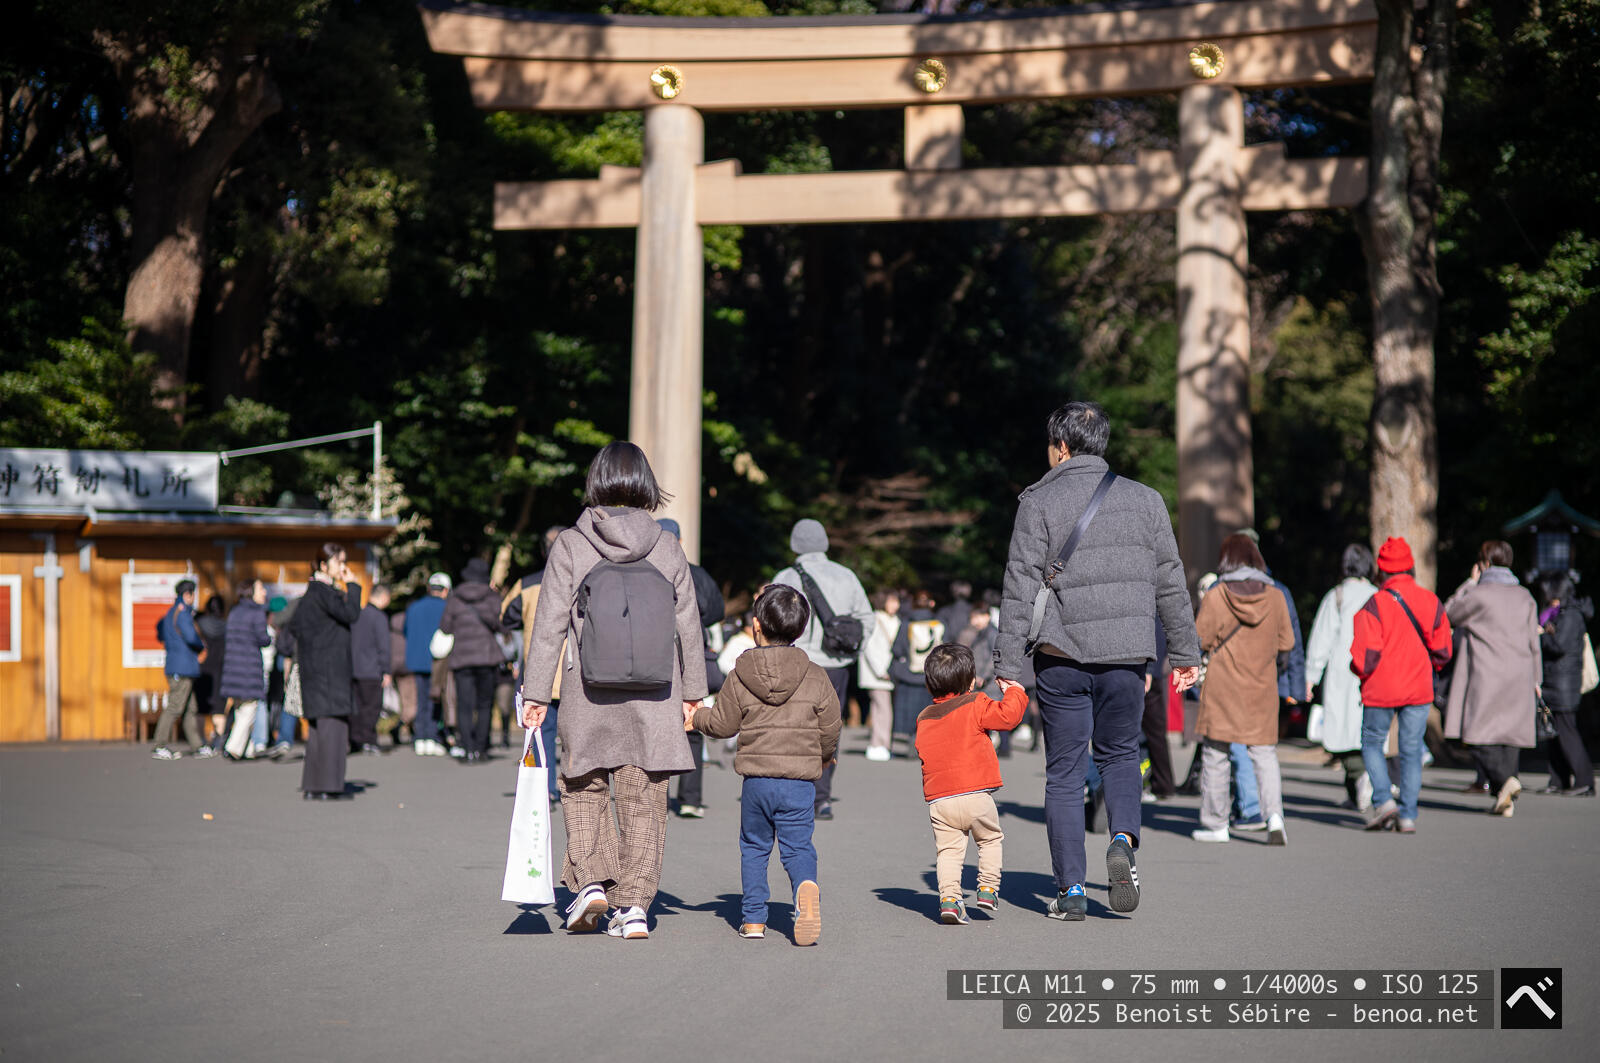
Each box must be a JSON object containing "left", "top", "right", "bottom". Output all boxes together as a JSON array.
[
  {"left": 520, "top": 442, "right": 708, "bottom": 940},
  {"left": 1442, "top": 541, "right": 1542, "bottom": 817}
]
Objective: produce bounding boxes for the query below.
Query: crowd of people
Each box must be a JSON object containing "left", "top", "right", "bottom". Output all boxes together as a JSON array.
[{"left": 147, "top": 403, "right": 1595, "bottom": 939}]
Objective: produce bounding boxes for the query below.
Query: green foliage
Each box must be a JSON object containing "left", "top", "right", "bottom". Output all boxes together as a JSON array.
[{"left": 0, "top": 321, "right": 178, "bottom": 448}]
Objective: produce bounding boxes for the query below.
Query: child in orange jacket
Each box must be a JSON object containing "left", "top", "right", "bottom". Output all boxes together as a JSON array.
[{"left": 914, "top": 643, "right": 1029, "bottom": 924}]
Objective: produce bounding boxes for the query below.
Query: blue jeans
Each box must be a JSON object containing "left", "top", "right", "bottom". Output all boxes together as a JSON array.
[
  {"left": 739, "top": 777, "right": 818, "bottom": 925},
  {"left": 1231, "top": 743, "right": 1261, "bottom": 820},
  {"left": 413, "top": 674, "right": 438, "bottom": 743},
  {"left": 539, "top": 700, "right": 560, "bottom": 800},
  {"left": 1362, "top": 704, "right": 1428, "bottom": 820},
  {"left": 252, "top": 697, "right": 272, "bottom": 748},
  {"left": 1035, "top": 658, "right": 1145, "bottom": 890}
]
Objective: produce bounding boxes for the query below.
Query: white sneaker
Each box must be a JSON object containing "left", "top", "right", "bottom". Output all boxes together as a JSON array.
[
  {"left": 606, "top": 905, "right": 649, "bottom": 939},
  {"left": 448, "top": 744, "right": 466, "bottom": 759},
  {"left": 864, "top": 746, "right": 891, "bottom": 762},
  {"left": 564, "top": 884, "right": 609, "bottom": 932},
  {"left": 151, "top": 747, "right": 182, "bottom": 761},
  {"left": 1191, "top": 827, "right": 1230, "bottom": 843},
  {"left": 1267, "top": 814, "right": 1287, "bottom": 846},
  {"left": 415, "top": 739, "right": 430, "bottom": 756},
  {"left": 1356, "top": 774, "right": 1374, "bottom": 812},
  {"left": 194, "top": 747, "right": 219, "bottom": 759},
  {"left": 1013, "top": 724, "right": 1034, "bottom": 747}
]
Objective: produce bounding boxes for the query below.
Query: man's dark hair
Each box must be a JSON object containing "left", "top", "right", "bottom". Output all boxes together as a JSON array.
[
  {"left": 1478, "top": 540, "right": 1514, "bottom": 569},
  {"left": 949, "top": 579, "right": 973, "bottom": 601},
  {"left": 584, "top": 441, "right": 670, "bottom": 511},
  {"left": 174, "top": 579, "right": 196, "bottom": 598},
  {"left": 1046, "top": 401, "right": 1110, "bottom": 457},
  {"left": 923, "top": 643, "right": 976, "bottom": 698},
  {"left": 1341, "top": 544, "right": 1375, "bottom": 581},
  {"left": 1216, "top": 534, "right": 1267, "bottom": 575},
  {"left": 754, "top": 584, "right": 810, "bottom": 644}
]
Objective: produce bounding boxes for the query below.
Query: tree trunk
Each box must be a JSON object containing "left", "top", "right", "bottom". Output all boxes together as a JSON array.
[
  {"left": 97, "top": 34, "right": 281, "bottom": 412},
  {"left": 1357, "top": 0, "right": 1453, "bottom": 589},
  {"left": 205, "top": 241, "right": 275, "bottom": 405}
]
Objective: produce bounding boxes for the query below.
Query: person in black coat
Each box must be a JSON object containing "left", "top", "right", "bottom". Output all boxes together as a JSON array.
[
  {"left": 655, "top": 518, "right": 725, "bottom": 817},
  {"left": 889, "top": 593, "right": 945, "bottom": 740},
  {"left": 196, "top": 595, "right": 229, "bottom": 749},
  {"left": 1538, "top": 575, "right": 1594, "bottom": 795},
  {"left": 290, "top": 545, "right": 364, "bottom": 798},
  {"left": 349, "top": 584, "right": 393, "bottom": 756}
]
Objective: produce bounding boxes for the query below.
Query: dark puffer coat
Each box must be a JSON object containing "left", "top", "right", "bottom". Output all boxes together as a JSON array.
[
  {"left": 219, "top": 599, "right": 272, "bottom": 701},
  {"left": 440, "top": 579, "right": 507, "bottom": 669},
  {"left": 1542, "top": 598, "right": 1594, "bottom": 712},
  {"left": 288, "top": 580, "right": 363, "bottom": 719}
]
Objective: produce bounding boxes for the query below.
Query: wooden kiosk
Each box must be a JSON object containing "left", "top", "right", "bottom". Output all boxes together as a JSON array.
[
  {"left": 0, "top": 448, "right": 394, "bottom": 744},
  {"left": 421, "top": 0, "right": 1377, "bottom": 581}
]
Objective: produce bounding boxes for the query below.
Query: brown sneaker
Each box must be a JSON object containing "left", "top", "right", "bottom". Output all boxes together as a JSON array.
[
  {"left": 793, "top": 880, "right": 821, "bottom": 946},
  {"left": 738, "top": 923, "right": 766, "bottom": 939}
]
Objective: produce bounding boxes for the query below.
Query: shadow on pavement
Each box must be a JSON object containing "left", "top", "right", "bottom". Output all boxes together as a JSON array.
[
  {"left": 655, "top": 889, "right": 744, "bottom": 930},
  {"left": 995, "top": 800, "right": 1045, "bottom": 824},
  {"left": 502, "top": 905, "right": 554, "bottom": 935}
]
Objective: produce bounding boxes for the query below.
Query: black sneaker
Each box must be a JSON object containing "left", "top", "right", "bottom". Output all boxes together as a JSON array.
[
  {"left": 1106, "top": 834, "right": 1140, "bottom": 913},
  {"left": 814, "top": 804, "right": 834, "bottom": 821},
  {"left": 1045, "top": 885, "right": 1087, "bottom": 921}
]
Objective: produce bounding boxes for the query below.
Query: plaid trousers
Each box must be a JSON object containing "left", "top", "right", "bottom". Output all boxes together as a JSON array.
[{"left": 558, "top": 765, "right": 672, "bottom": 910}]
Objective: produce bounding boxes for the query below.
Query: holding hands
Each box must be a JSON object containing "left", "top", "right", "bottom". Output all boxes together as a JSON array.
[{"left": 683, "top": 700, "right": 701, "bottom": 732}]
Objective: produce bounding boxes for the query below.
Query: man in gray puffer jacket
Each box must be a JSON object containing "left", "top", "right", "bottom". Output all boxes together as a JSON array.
[{"left": 996, "top": 401, "right": 1201, "bottom": 922}]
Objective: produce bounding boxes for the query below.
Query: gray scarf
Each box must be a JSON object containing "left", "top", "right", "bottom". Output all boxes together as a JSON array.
[
  {"left": 1218, "top": 566, "right": 1274, "bottom": 585},
  {"left": 1479, "top": 566, "right": 1519, "bottom": 586}
]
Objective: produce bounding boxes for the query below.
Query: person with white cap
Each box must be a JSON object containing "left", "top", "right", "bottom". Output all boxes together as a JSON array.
[{"left": 403, "top": 571, "right": 452, "bottom": 756}]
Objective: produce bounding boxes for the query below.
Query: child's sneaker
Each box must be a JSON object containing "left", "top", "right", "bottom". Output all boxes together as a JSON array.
[
  {"left": 1105, "top": 833, "right": 1139, "bottom": 913},
  {"left": 738, "top": 923, "right": 766, "bottom": 939},
  {"left": 1045, "top": 883, "right": 1087, "bottom": 921},
  {"left": 151, "top": 747, "right": 181, "bottom": 761},
  {"left": 973, "top": 886, "right": 1000, "bottom": 912},
  {"left": 606, "top": 905, "right": 649, "bottom": 940},
  {"left": 939, "top": 896, "right": 969, "bottom": 925},
  {"left": 793, "top": 880, "right": 821, "bottom": 946}
]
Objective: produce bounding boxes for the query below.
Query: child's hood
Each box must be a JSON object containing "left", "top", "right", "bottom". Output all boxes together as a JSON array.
[{"left": 733, "top": 645, "right": 813, "bottom": 706}]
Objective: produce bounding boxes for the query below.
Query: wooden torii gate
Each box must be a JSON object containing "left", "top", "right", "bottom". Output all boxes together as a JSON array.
[{"left": 421, "top": 0, "right": 1376, "bottom": 577}]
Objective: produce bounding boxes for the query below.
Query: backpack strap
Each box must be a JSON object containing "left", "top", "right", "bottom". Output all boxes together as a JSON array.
[
  {"left": 1025, "top": 470, "right": 1117, "bottom": 653},
  {"left": 792, "top": 562, "right": 838, "bottom": 627}
]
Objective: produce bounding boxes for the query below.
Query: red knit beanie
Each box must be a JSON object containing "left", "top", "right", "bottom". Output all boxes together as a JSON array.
[{"left": 1376, "top": 537, "right": 1414, "bottom": 574}]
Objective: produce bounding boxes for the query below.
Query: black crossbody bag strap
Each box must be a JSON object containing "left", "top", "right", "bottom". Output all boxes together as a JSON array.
[
  {"left": 793, "top": 562, "right": 838, "bottom": 627},
  {"left": 1385, "top": 588, "right": 1431, "bottom": 653},
  {"left": 1025, "top": 470, "right": 1117, "bottom": 653}
]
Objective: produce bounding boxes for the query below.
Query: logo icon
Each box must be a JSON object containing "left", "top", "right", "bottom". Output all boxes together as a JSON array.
[{"left": 1501, "top": 969, "right": 1561, "bottom": 1029}]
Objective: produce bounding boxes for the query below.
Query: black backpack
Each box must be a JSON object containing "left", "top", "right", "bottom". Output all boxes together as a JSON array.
[
  {"left": 793, "top": 562, "right": 865, "bottom": 659},
  {"left": 575, "top": 558, "right": 677, "bottom": 691}
]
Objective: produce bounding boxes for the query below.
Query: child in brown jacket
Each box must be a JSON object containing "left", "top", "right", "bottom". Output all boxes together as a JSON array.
[{"left": 687, "top": 584, "right": 842, "bottom": 944}]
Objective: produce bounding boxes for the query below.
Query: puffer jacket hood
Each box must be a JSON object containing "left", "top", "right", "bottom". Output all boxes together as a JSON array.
[
  {"left": 733, "top": 645, "right": 813, "bottom": 705},
  {"left": 577, "top": 506, "right": 663, "bottom": 564},
  {"left": 1217, "top": 581, "right": 1279, "bottom": 627},
  {"left": 451, "top": 581, "right": 498, "bottom": 606}
]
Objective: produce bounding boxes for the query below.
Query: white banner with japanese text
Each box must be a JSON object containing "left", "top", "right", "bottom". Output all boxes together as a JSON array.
[{"left": 0, "top": 448, "right": 219, "bottom": 512}]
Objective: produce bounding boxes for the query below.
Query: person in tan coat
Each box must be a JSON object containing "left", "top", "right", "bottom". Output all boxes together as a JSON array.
[
  {"left": 688, "top": 584, "right": 841, "bottom": 945},
  {"left": 1443, "top": 541, "right": 1542, "bottom": 817},
  {"left": 1191, "top": 535, "right": 1295, "bottom": 845}
]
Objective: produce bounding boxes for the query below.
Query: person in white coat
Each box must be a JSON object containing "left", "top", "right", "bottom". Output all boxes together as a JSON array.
[
  {"left": 858, "top": 590, "right": 901, "bottom": 761},
  {"left": 1304, "top": 544, "right": 1378, "bottom": 811}
]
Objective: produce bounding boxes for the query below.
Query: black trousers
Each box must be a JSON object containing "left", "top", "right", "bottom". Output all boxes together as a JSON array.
[
  {"left": 678, "top": 731, "right": 705, "bottom": 806},
  {"left": 454, "top": 665, "right": 496, "bottom": 756},
  {"left": 1141, "top": 673, "right": 1175, "bottom": 796},
  {"left": 1474, "top": 744, "right": 1521, "bottom": 794},
  {"left": 302, "top": 715, "right": 349, "bottom": 795},
  {"left": 349, "top": 678, "right": 383, "bottom": 748},
  {"left": 814, "top": 667, "right": 849, "bottom": 809},
  {"left": 1547, "top": 709, "right": 1595, "bottom": 790}
]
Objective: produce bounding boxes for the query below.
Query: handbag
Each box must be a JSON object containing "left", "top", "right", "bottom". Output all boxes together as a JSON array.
[
  {"left": 501, "top": 723, "right": 556, "bottom": 906},
  {"left": 1535, "top": 691, "right": 1558, "bottom": 743},
  {"left": 1025, "top": 470, "right": 1117, "bottom": 654},
  {"left": 283, "top": 661, "right": 304, "bottom": 719},
  {"left": 1581, "top": 632, "right": 1598, "bottom": 695},
  {"left": 429, "top": 628, "right": 455, "bottom": 660}
]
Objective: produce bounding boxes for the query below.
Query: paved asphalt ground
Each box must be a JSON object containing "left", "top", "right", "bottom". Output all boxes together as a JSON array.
[{"left": 3, "top": 729, "right": 1596, "bottom": 1062}]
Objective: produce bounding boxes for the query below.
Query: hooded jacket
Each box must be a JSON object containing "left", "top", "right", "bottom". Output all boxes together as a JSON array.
[
  {"left": 691, "top": 645, "right": 841, "bottom": 780},
  {"left": 440, "top": 559, "right": 506, "bottom": 670},
  {"left": 1193, "top": 576, "right": 1294, "bottom": 746},
  {"left": 522, "top": 506, "right": 708, "bottom": 778},
  {"left": 772, "top": 519, "right": 876, "bottom": 670}
]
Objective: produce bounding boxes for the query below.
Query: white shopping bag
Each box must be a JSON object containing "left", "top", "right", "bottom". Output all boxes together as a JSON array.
[
  {"left": 501, "top": 727, "right": 556, "bottom": 905},
  {"left": 1305, "top": 704, "right": 1325, "bottom": 744}
]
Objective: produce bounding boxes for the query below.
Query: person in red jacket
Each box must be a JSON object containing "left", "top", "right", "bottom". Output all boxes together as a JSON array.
[
  {"left": 1349, "top": 537, "right": 1453, "bottom": 832},
  {"left": 914, "top": 644, "right": 1029, "bottom": 925}
]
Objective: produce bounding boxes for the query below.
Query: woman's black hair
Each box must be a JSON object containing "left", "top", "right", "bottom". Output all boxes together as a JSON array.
[
  {"left": 1539, "top": 573, "right": 1574, "bottom": 607},
  {"left": 312, "top": 542, "right": 345, "bottom": 575},
  {"left": 584, "top": 441, "right": 670, "bottom": 512},
  {"left": 1341, "top": 543, "right": 1375, "bottom": 581}
]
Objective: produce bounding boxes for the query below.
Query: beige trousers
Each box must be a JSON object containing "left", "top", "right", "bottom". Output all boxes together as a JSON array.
[
  {"left": 928, "top": 791, "right": 1004, "bottom": 897},
  {"left": 868, "top": 689, "right": 893, "bottom": 750}
]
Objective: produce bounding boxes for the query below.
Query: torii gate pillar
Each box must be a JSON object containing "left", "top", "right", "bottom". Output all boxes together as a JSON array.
[
  {"left": 1176, "top": 84, "right": 1254, "bottom": 588},
  {"left": 629, "top": 104, "right": 704, "bottom": 563}
]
